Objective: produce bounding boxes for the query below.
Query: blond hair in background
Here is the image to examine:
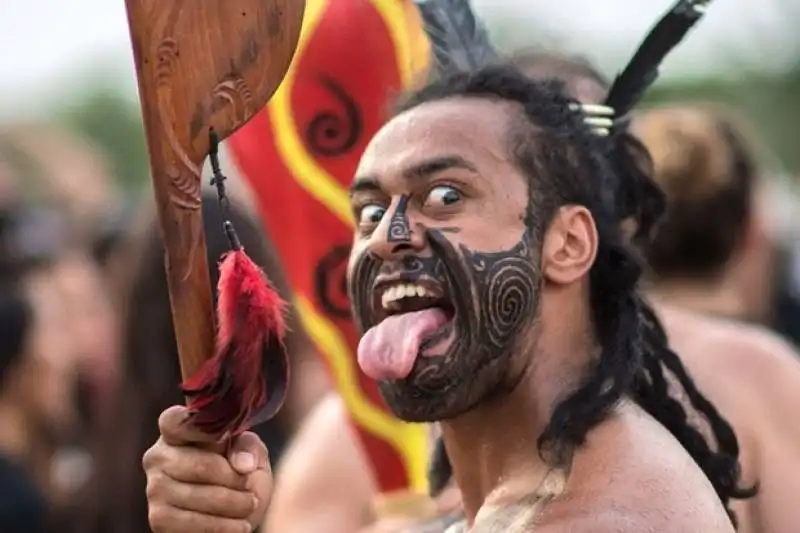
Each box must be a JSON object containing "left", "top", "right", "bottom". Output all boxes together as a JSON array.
[{"left": 632, "top": 103, "right": 764, "bottom": 279}]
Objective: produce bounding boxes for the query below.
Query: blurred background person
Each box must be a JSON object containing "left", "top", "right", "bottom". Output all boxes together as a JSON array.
[
  {"left": 0, "top": 124, "right": 126, "bottom": 425},
  {"left": 0, "top": 125, "right": 131, "bottom": 527},
  {"left": 0, "top": 198, "right": 85, "bottom": 530},
  {"left": 72, "top": 189, "right": 327, "bottom": 533},
  {"left": 629, "top": 103, "right": 800, "bottom": 532},
  {"left": 633, "top": 103, "right": 800, "bottom": 345},
  {"left": 0, "top": 289, "right": 49, "bottom": 533},
  {"left": 0, "top": 205, "right": 48, "bottom": 533}
]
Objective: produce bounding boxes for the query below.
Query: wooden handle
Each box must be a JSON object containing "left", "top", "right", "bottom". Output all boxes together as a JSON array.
[
  {"left": 151, "top": 166, "right": 216, "bottom": 380},
  {"left": 124, "top": 0, "right": 305, "bottom": 380}
]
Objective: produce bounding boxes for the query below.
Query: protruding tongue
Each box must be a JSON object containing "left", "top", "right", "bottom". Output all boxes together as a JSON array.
[{"left": 358, "top": 308, "right": 449, "bottom": 381}]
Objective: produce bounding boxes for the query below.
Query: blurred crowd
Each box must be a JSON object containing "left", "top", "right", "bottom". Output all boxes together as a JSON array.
[
  {"left": 1, "top": 53, "right": 800, "bottom": 533},
  {"left": 0, "top": 125, "right": 329, "bottom": 532}
]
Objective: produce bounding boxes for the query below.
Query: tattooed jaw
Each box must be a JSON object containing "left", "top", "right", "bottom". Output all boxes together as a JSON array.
[
  {"left": 349, "top": 227, "right": 541, "bottom": 422},
  {"left": 350, "top": 243, "right": 460, "bottom": 383}
]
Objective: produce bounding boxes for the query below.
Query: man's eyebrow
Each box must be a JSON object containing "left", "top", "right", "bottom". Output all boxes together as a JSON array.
[
  {"left": 349, "top": 177, "right": 381, "bottom": 196},
  {"left": 402, "top": 155, "right": 477, "bottom": 181},
  {"left": 350, "top": 155, "right": 478, "bottom": 195}
]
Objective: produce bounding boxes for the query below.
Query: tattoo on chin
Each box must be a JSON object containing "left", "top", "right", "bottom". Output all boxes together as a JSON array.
[{"left": 348, "top": 224, "right": 541, "bottom": 421}]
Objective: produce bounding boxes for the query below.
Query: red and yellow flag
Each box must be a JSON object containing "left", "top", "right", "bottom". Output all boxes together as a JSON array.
[{"left": 228, "top": 0, "right": 431, "bottom": 493}]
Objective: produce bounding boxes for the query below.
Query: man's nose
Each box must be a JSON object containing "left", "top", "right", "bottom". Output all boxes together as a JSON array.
[{"left": 368, "top": 196, "right": 426, "bottom": 260}]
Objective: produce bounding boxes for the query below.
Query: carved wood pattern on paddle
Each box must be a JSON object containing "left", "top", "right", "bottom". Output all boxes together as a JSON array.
[{"left": 125, "top": 0, "right": 304, "bottom": 379}]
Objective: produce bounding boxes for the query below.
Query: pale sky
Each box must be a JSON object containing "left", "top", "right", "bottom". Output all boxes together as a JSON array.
[{"left": 0, "top": 0, "right": 798, "bottom": 120}]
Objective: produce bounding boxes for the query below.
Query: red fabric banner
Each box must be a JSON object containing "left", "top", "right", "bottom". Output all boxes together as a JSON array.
[{"left": 228, "top": 0, "right": 430, "bottom": 492}]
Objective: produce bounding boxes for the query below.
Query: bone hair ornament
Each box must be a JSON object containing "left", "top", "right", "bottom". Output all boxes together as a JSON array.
[
  {"left": 568, "top": 103, "right": 615, "bottom": 136},
  {"left": 572, "top": 0, "right": 713, "bottom": 137}
]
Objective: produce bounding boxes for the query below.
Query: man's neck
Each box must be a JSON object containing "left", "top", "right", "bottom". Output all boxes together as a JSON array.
[{"left": 439, "top": 305, "right": 594, "bottom": 523}]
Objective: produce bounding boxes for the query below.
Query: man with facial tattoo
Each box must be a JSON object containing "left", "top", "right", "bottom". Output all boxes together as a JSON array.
[
  {"left": 344, "top": 61, "right": 747, "bottom": 531},
  {"left": 360, "top": 55, "right": 800, "bottom": 533},
  {"left": 135, "top": 57, "right": 744, "bottom": 533},
  {"left": 143, "top": 63, "right": 739, "bottom": 533},
  {"left": 414, "top": 60, "right": 800, "bottom": 533},
  {"left": 138, "top": 3, "right": 767, "bottom": 532},
  {"left": 414, "top": 55, "right": 800, "bottom": 533}
]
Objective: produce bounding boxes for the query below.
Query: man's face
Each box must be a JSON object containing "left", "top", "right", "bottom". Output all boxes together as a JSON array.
[{"left": 346, "top": 97, "right": 543, "bottom": 422}]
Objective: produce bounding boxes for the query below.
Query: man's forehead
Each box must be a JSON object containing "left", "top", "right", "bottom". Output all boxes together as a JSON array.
[{"left": 357, "top": 98, "right": 514, "bottom": 175}]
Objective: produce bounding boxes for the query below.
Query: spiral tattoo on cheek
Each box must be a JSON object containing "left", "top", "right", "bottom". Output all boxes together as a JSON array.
[
  {"left": 347, "top": 223, "right": 541, "bottom": 421},
  {"left": 427, "top": 229, "right": 538, "bottom": 351},
  {"left": 462, "top": 235, "right": 538, "bottom": 349},
  {"left": 397, "top": 229, "right": 540, "bottom": 418},
  {"left": 387, "top": 195, "right": 411, "bottom": 243}
]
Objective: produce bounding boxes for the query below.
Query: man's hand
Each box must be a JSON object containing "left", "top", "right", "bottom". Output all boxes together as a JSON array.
[{"left": 143, "top": 405, "right": 272, "bottom": 533}]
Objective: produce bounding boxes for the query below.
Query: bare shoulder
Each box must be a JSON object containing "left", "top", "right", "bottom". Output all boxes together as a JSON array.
[
  {"left": 536, "top": 503, "right": 731, "bottom": 533},
  {"left": 658, "top": 304, "right": 799, "bottom": 375},
  {"left": 266, "top": 392, "right": 377, "bottom": 532},
  {"left": 536, "top": 403, "right": 734, "bottom": 533},
  {"left": 660, "top": 306, "right": 800, "bottom": 417},
  {"left": 272, "top": 392, "right": 374, "bottom": 490}
]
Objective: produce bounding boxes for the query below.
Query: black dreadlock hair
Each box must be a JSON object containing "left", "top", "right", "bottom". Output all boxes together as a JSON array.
[
  {"left": 539, "top": 63, "right": 756, "bottom": 514},
  {"left": 399, "top": 66, "right": 641, "bottom": 462},
  {"left": 409, "top": 65, "right": 754, "bottom": 525},
  {"left": 413, "top": 0, "right": 756, "bottom": 524},
  {"left": 393, "top": 61, "right": 639, "bottom": 486}
]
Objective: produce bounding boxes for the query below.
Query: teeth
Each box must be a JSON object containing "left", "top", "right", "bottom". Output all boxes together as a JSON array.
[{"left": 380, "top": 283, "right": 432, "bottom": 310}]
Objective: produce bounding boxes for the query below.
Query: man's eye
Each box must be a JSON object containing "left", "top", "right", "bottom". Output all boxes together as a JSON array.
[
  {"left": 425, "top": 185, "right": 462, "bottom": 208},
  {"left": 358, "top": 204, "right": 386, "bottom": 225}
]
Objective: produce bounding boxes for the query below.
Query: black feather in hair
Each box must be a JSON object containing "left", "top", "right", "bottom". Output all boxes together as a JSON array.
[
  {"left": 413, "top": 0, "right": 498, "bottom": 78},
  {"left": 605, "top": 0, "right": 712, "bottom": 117}
]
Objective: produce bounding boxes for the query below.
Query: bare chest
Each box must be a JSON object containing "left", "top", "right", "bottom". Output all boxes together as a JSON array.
[{"left": 442, "top": 470, "right": 566, "bottom": 533}]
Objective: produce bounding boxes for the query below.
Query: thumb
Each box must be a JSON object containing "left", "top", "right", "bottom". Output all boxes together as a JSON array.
[
  {"left": 227, "top": 431, "right": 269, "bottom": 475},
  {"left": 158, "top": 405, "right": 220, "bottom": 446}
]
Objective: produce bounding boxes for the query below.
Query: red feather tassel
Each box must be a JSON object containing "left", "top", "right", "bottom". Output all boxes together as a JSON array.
[{"left": 181, "top": 245, "right": 289, "bottom": 437}]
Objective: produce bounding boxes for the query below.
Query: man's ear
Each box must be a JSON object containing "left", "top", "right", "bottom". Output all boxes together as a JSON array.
[{"left": 541, "top": 206, "right": 598, "bottom": 285}]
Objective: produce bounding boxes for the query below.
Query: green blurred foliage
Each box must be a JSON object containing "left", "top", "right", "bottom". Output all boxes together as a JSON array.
[
  {"left": 50, "top": 62, "right": 800, "bottom": 195},
  {"left": 645, "top": 68, "right": 800, "bottom": 175},
  {"left": 54, "top": 85, "right": 149, "bottom": 192}
]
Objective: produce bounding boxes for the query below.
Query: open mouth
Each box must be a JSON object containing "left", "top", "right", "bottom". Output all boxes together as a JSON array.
[
  {"left": 371, "top": 278, "right": 456, "bottom": 353},
  {"left": 356, "top": 275, "right": 459, "bottom": 381}
]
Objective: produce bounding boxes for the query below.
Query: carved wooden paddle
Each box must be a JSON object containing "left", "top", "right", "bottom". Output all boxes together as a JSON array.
[{"left": 124, "top": 0, "right": 304, "bottom": 418}]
